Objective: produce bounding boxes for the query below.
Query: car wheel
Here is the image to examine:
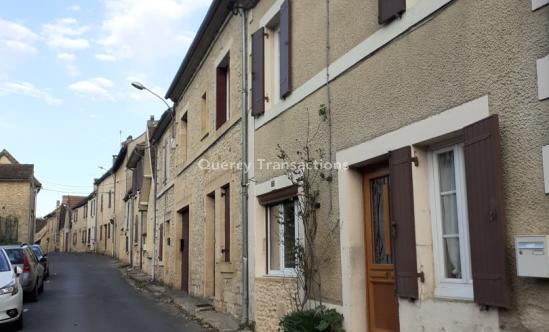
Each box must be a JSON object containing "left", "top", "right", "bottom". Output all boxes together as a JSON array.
[{"left": 14, "top": 313, "right": 23, "bottom": 331}]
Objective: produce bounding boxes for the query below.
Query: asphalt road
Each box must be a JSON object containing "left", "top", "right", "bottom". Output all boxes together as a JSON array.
[{"left": 7, "top": 253, "right": 208, "bottom": 332}]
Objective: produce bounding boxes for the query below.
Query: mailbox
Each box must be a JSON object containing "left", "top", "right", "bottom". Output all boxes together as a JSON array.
[{"left": 516, "top": 235, "right": 549, "bottom": 278}]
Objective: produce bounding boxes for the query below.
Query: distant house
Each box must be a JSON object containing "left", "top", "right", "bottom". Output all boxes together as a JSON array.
[{"left": 0, "top": 149, "right": 41, "bottom": 244}]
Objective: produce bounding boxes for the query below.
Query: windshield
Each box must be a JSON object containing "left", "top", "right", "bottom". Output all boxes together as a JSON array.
[
  {"left": 5, "top": 249, "right": 25, "bottom": 265},
  {"left": 32, "top": 246, "right": 42, "bottom": 258},
  {"left": 0, "top": 251, "right": 11, "bottom": 272}
]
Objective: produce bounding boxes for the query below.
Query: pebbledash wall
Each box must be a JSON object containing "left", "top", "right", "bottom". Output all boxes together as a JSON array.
[{"left": 248, "top": 0, "right": 549, "bottom": 331}]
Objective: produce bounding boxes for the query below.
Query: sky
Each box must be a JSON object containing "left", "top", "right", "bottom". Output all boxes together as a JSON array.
[{"left": 0, "top": 0, "right": 211, "bottom": 217}]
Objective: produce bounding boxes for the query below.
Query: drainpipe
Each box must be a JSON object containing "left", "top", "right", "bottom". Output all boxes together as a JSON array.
[
  {"left": 146, "top": 125, "right": 157, "bottom": 282},
  {"left": 239, "top": 6, "right": 250, "bottom": 327}
]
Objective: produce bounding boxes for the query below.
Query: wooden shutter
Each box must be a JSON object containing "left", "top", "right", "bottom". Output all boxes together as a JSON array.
[
  {"left": 379, "top": 0, "right": 406, "bottom": 25},
  {"left": 251, "top": 28, "right": 265, "bottom": 117},
  {"left": 216, "top": 65, "right": 228, "bottom": 129},
  {"left": 389, "top": 146, "right": 419, "bottom": 299},
  {"left": 463, "top": 115, "right": 511, "bottom": 308},
  {"left": 279, "top": 0, "right": 291, "bottom": 98},
  {"left": 224, "top": 185, "right": 231, "bottom": 262}
]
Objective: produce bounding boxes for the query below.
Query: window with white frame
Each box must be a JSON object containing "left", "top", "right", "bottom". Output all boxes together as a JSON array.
[
  {"left": 267, "top": 199, "right": 298, "bottom": 276},
  {"left": 429, "top": 143, "right": 473, "bottom": 300}
]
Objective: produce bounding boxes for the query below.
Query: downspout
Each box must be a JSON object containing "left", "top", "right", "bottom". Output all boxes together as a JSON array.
[
  {"left": 146, "top": 126, "right": 157, "bottom": 282},
  {"left": 239, "top": 6, "right": 250, "bottom": 327}
]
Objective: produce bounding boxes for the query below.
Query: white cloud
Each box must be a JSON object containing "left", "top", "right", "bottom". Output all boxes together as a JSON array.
[
  {"left": 42, "top": 17, "right": 90, "bottom": 50},
  {"left": 66, "top": 63, "right": 80, "bottom": 76},
  {"left": 0, "top": 18, "right": 38, "bottom": 54},
  {"left": 98, "top": 0, "right": 208, "bottom": 62},
  {"left": 57, "top": 52, "right": 75, "bottom": 61},
  {"left": 69, "top": 77, "right": 115, "bottom": 100},
  {"left": 0, "top": 81, "right": 62, "bottom": 106},
  {"left": 68, "top": 5, "right": 81, "bottom": 11},
  {"left": 95, "top": 53, "right": 116, "bottom": 62}
]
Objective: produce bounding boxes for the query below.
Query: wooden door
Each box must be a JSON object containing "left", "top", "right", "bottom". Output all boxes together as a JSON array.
[
  {"left": 180, "top": 209, "right": 190, "bottom": 293},
  {"left": 363, "top": 167, "right": 399, "bottom": 332}
]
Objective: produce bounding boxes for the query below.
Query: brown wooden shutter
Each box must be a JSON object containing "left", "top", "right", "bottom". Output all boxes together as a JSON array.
[
  {"left": 389, "top": 146, "right": 419, "bottom": 299},
  {"left": 223, "top": 185, "right": 231, "bottom": 262},
  {"left": 216, "top": 66, "right": 228, "bottom": 129},
  {"left": 279, "top": 0, "right": 291, "bottom": 98},
  {"left": 251, "top": 28, "right": 265, "bottom": 117},
  {"left": 379, "top": 0, "right": 406, "bottom": 25},
  {"left": 463, "top": 115, "right": 511, "bottom": 308}
]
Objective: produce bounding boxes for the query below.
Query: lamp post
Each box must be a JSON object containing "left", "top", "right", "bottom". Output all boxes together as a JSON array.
[{"left": 130, "top": 81, "right": 172, "bottom": 282}]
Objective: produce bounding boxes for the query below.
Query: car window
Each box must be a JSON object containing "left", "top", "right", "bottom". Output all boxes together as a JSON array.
[
  {"left": 0, "top": 251, "right": 10, "bottom": 272},
  {"left": 5, "top": 249, "right": 24, "bottom": 265},
  {"left": 32, "top": 246, "right": 42, "bottom": 258},
  {"left": 25, "top": 248, "right": 38, "bottom": 263}
]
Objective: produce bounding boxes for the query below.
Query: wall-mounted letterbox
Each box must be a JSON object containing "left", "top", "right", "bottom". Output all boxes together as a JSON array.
[{"left": 516, "top": 235, "right": 549, "bottom": 278}]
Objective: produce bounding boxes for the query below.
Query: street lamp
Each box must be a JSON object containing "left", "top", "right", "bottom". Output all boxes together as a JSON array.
[{"left": 131, "top": 81, "right": 172, "bottom": 110}]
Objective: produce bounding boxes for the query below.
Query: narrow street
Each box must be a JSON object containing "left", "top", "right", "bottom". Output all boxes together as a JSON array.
[{"left": 10, "top": 253, "right": 208, "bottom": 332}]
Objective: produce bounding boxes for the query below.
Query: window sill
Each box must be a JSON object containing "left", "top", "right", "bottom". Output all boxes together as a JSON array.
[{"left": 434, "top": 283, "right": 474, "bottom": 301}]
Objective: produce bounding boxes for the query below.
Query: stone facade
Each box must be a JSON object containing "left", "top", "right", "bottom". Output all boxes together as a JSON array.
[
  {"left": 248, "top": 0, "right": 549, "bottom": 331},
  {"left": 95, "top": 172, "right": 115, "bottom": 256},
  {"left": 0, "top": 149, "right": 40, "bottom": 244}
]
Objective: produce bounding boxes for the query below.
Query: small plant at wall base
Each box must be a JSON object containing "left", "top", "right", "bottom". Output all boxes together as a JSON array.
[{"left": 276, "top": 105, "right": 345, "bottom": 332}]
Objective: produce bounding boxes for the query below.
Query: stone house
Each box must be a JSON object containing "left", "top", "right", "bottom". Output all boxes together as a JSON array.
[
  {"left": 0, "top": 149, "right": 41, "bottom": 244},
  {"left": 148, "top": 109, "right": 177, "bottom": 286},
  {"left": 246, "top": 0, "right": 549, "bottom": 331},
  {"left": 70, "top": 196, "right": 90, "bottom": 253},
  {"left": 95, "top": 170, "right": 115, "bottom": 256},
  {"left": 125, "top": 138, "right": 155, "bottom": 274},
  {"left": 163, "top": 0, "right": 246, "bottom": 318}
]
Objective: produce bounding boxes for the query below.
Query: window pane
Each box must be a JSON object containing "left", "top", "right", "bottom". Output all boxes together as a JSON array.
[
  {"left": 269, "top": 204, "right": 281, "bottom": 271},
  {"left": 437, "top": 150, "right": 461, "bottom": 279},
  {"left": 283, "top": 201, "right": 296, "bottom": 269},
  {"left": 438, "top": 151, "right": 456, "bottom": 192},
  {"left": 371, "top": 176, "right": 392, "bottom": 264}
]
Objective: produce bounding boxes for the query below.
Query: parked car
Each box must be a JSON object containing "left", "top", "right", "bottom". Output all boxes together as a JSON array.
[
  {"left": 0, "top": 248, "right": 23, "bottom": 330},
  {"left": 2, "top": 245, "right": 44, "bottom": 302},
  {"left": 31, "top": 244, "right": 49, "bottom": 279}
]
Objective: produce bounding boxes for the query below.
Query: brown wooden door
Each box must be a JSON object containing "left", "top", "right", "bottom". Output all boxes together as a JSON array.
[
  {"left": 180, "top": 209, "right": 190, "bottom": 293},
  {"left": 363, "top": 167, "right": 399, "bottom": 332}
]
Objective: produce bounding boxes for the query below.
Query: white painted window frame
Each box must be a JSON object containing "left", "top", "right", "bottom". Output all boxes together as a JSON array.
[
  {"left": 429, "top": 143, "right": 473, "bottom": 300},
  {"left": 267, "top": 199, "right": 299, "bottom": 277}
]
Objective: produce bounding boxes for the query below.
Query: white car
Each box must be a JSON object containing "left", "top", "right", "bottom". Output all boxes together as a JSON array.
[{"left": 0, "top": 248, "right": 23, "bottom": 330}]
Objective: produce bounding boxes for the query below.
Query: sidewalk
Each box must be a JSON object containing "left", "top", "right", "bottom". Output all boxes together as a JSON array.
[{"left": 117, "top": 263, "right": 247, "bottom": 332}]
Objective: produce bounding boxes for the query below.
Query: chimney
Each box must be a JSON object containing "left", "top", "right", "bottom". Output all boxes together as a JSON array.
[
  {"left": 112, "top": 155, "right": 117, "bottom": 165},
  {"left": 56, "top": 200, "right": 60, "bottom": 207}
]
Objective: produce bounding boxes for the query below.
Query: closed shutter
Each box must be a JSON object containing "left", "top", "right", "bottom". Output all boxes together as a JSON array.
[
  {"left": 279, "top": 0, "right": 291, "bottom": 98},
  {"left": 216, "top": 66, "right": 228, "bottom": 129},
  {"left": 463, "top": 115, "right": 511, "bottom": 308},
  {"left": 251, "top": 27, "right": 265, "bottom": 117},
  {"left": 389, "top": 146, "right": 419, "bottom": 299},
  {"left": 224, "top": 185, "right": 231, "bottom": 262},
  {"left": 379, "top": 0, "right": 406, "bottom": 25}
]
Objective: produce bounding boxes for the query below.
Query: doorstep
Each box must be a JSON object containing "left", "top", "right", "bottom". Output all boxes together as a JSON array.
[{"left": 119, "top": 264, "right": 248, "bottom": 332}]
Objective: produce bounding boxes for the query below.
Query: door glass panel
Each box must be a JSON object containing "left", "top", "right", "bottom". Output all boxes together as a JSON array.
[{"left": 371, "top": 176, "right": 392, "bottom": 264}]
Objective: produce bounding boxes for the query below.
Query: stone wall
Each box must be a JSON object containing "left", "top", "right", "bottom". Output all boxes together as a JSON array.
[{"left": 0, "top": 181, "right": 31, "bottom": 243}]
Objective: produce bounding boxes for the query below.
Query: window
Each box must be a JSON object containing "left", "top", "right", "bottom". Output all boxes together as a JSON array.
[
  {"left": 216, "top": 54, "right": 230, "bottom": 129},
  {"left": 266, "top": 24, "right": 281, "bottom": 107},
  {"left": 101, "top": 194, "right": 104, "bottom": 212},
  {"left": 267, "top": 199, "right": 298, "bottom": 276},
  {"left": 108, "top": 223, "right": 111, "bottom": 239},
  {"left": 134, "top": 215, "right": 138, "bottom": 244},
  {"left": 180, "top": 112, "right": 188, "bottom": 164},
  {"left": 108, "top": 190, "right": 112, "bottom": 208},
  {"left": 200, "top": 92, "right": 209, "bottom": 137},
  {"left": 162, "top": 141, "right": 168, "bottom": 184},
  {"left": 429, "top": 143, "right": 472, "bottom": 300},
  {"left": 87, "top": 229, "right": 91, "bottom": 245},
  {"left": 100, "top": 225, "right": 103, "bottom": 240},
  {"left": 159, "top": 223, "right": 164, "bottom": 262}
]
